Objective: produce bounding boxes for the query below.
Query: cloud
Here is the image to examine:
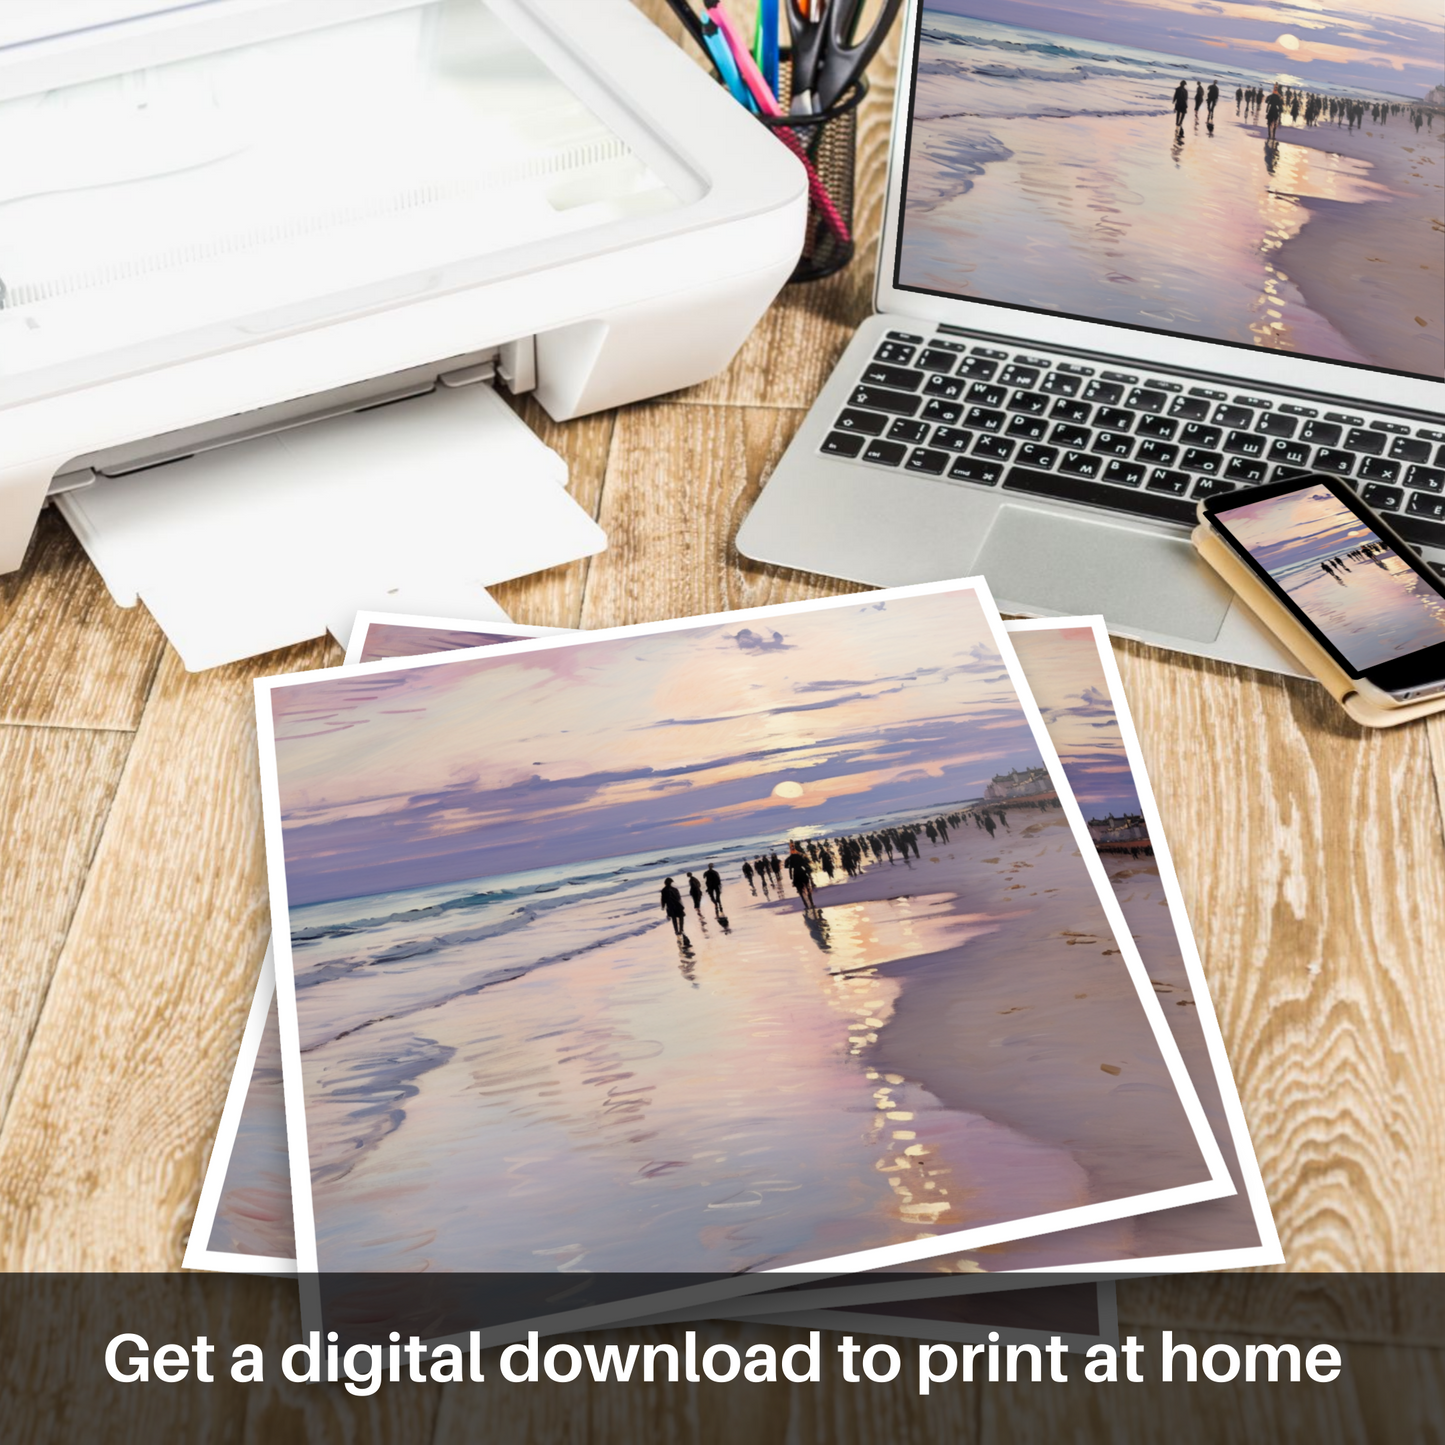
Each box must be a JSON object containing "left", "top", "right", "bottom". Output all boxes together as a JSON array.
[{"left": 729, "top": 627, "right": 793, "bottom": 652}]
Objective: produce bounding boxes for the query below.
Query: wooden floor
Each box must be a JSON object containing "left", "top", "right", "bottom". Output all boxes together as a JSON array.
[{"left": 1, "top": 6, "right": 1441, "bottom": 1440}]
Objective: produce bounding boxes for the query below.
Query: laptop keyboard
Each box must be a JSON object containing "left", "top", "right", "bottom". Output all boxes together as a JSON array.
[{"left": 821, "top": 330, "right": 1445, "bottom": 555}]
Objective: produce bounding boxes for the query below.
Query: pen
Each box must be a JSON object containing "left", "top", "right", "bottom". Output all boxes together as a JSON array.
[{"left": 754, "top": 0, "right": 780, "bottom": 99}]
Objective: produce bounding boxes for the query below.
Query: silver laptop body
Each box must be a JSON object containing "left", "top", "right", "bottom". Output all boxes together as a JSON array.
[{"left": 738, "top": 1, "right": 1445, "bottom": 674}]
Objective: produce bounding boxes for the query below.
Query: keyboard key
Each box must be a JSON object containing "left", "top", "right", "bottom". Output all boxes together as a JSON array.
[
  {"left": 1137, "top": 440, "right": 1179, "bottom": 467},
  {"left": 1359, "top": 456, "right": 1400, "bottom": 483},
  {"left": 1182, "top": 448, "right": 1223, "bottom": 474},
  {"left": 916, "top": 348, "right": 959, "bottom": 373},
  {"left": 835, "top": 408, "right": 889, "bottom": 435},
  {"left": 1014, "top": 354, "right": 1051, "bottom": 368},
  {"left": 1136, "top": 414, "right": 1178, "bottom": 440},
  {"left": 1145, "top": 379, "right": 1182, "bottom": 393},
  {"left": 970, "top": 346, "right": 1009, "bottom": 359},
  {"left": 1041, "top": 372, "right": 1081, "bottom": 397},
  {"left": 1406, "top": 490, "right": 1445, "bottom": 521},
  {"left": 1224, "top": 430, "right": 1266, "bottom": 458},
  {"left": 1438, "top": 445, "right": 1445, "bottom": 467},
  {"left": 821, "top": 431, "right": 865, "bottom": 457},
  {"left": 906, "top": 448, "right": 951, "bottom": 475},
  {"left": 1147, "top": 469, "right": 1191, "bottom": 495},
  {"left": 965, "top": 406, "right": 1006, "bottom": 432},
  {"left": 1344, "top": 428, "right": 1385, "bottom": 456},
  {"left": 924, "top": 374, "right": 967, "bottom": 400},
  {"left": 1050, "top": 398, "right": 1092, "bottom": 424},
  {"left": 1215, "top": 404, "right": 1254, "bottom": 429},
  {"left": 966, "top": 382, "right": 1007, "bottom": 407},
  {"left": 1092, "top": 432, "right": 1134, "bottom": 457},
  {"left": 1101, "top": 370, "right": 1137, "bottom": 384},
  {"left": 1390, "top": 436, "right": 1432, "bottom": 463},
  {"left": 1300, "top": 420, "right": 1341, "bottom": 446},
  {"left": 1361, "top": 483, "right": 1403, "bottom": 511},
  {"left": 1256, "top": 413, "right": 1298, "bottom": 438},
  {"left": 1406, "top": 465, "right": 1445, "bottom": 493},
  {"left": 1006, "top": 414, "right": 1048, "bottom": 440},
  {"left": 1268, "top": 437, "right": 1312, "bottom": 467},
  {"left": 1050, "top": 424, "right": 1091, "bottom": 450},
  {"left": 1004, "top": 464, "right": 1196, "bottom": 523},
  {"left": 1017, "top": 444, "right": 1058, "bottom": 469},
  {"left": 850, "top": 384, "right": 921, "bottom": 417},
  {"left": 1060, "top": 451, "right": 1103, "bottom": 478},
  {"left": 973, "top": 435, "right": 1015, "bottom": 461},
  {"left": 874, "top": 342, "right": 916, "bottom": 365},
  {"left": 1095, "top": 405, "right": 1134, "bottom": 432},
  {"left": 999, "top": 364, "right": 1040, "bottom": 388},
  {"left": 922, "top": 398, "right": 963, "bottom": 424},
  {"left": 1188, "top": 386, "right": 1228, "bottom": 401},
  {"left": 1272, "top": 465, "right": 1315, "bottom": 482},
  {"left": 948, "top": 457, "right": 1003, "bottom": 485},
  {"left": 1103, "top": 459, "right": 1146, "bottom": 487},
  {"left": 1224, "top": 456, "right": 1268, "bottom": 483},
  {"left": 1394, "top": 513, "right": 1445, "bottom": 551},
  {"left": 862, "top": 363, "right": 925, "bottom": 389},
  {"left": 887, "top": 418, "right": 931, "bottom": 444},
  {"left": 930, "top": 426, "right": 974, "bottom": 452},
  {"left": 958, "top": 356, "right": 999, "bottom": 380},
  {"left": 1168, "top": 395, "right": 1212, "bottom": 420},
  {"left": 931, "top": 339, "right": 969, "bottom": 352},
  {"left": 1008, "top": 390, "right": 1050, "bottom": 415},
  {"left": 1369, "top": 420, "right": 1410, "bottom": 435},
  {"left": 886, "top": 330, "right": 924, "bottom": 343},
  {"left": 861, "top": 438, "right": 908, "bottom": 466},
  {"left": 1084, "top": 379, "right": 1124, "bottom": 404},
  {"left": 1314, "top": 448, "right": 1354, "bottom": 476},
  {"left": 1192, "top": 477, "right": 1235, "bottom": 499},
  {"left": 1234, "top": 395, "right": 1272, "bottom": 410},
  {"left": 1126, "top": 387, "right": 1167, "bottom": 413},
  {"left": 1422, "top": 428, "right": 1445, "bottom": 442},
  {"left": 1180, "top": 423, "right": 1223, "bottom": 449},
  {"left": 1279, "top": 403, "right": 1317, "bottom": 417},
  {"left": 1324, "top": 411, "right": 1363, "bottom": 427}
]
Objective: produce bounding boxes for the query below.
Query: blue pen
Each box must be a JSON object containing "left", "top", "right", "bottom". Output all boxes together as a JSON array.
[
  {"left": 758, "top": 0, "right": 779, "bottom": 98},
  {"left": 700, "top": 14, "right": 755, "bottom": 110}
]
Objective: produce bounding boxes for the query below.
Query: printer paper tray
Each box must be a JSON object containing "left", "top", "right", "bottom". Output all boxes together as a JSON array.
[{"left": 57, "top": 384, "right": 605, "bottom": 671}]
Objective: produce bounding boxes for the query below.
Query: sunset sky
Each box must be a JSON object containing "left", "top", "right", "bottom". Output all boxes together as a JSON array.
[
  {"left": 928, "top": 0, "right": 1444, "bottom": 98},
  {"left": 269, "top": 590, "right": 1048, "bottom": 905},
  {"left": 1008, "top": 625, "right": 1142, "bottom": 823}
]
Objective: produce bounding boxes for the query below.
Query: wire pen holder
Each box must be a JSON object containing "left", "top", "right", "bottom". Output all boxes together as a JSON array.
[{"left": 759, "top": 62, "right": 867, "bottom": 284}]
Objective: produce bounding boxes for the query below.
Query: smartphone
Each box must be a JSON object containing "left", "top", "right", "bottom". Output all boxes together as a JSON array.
[{"left": 1200, "top": 474, "right": 1445, "bottom": 705}]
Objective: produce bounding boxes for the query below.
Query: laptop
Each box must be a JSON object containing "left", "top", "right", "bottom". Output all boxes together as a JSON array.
[{"left": 737, "top": 0, "right": 1445, "bottom": 673}]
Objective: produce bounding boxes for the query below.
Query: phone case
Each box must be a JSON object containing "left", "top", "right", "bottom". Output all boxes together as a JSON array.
[{"left": 1192, "top": 522, "right": 1445, "bottom": 729}]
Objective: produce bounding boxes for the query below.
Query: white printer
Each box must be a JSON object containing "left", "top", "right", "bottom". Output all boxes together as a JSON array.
[{"left": 0, "top": 0, "right": 806, "bottom": 665}]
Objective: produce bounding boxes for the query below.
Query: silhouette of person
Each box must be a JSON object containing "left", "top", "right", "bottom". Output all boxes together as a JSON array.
[
  {"left": 687, "top": 872, "right": 704, "bottom": 913},
  {"left": 661, "top": 878, "right": 687, "bottom": 937},
  {"left": 983, "top": 813, "right": 996, "bottom": 838},
  {"left": 785, "top": 842, "right": 816, "bottom": 910},
  {"left": 1193, "top": 81, "right": 1204, "bottom": 118},
  {"left": 1172, "top": 80, "right": 1189, "bottom": 129},
  {"left": 1206, "top": 80, "right": 1219, "bottom": 122},
  {"left": 742, "top": 860, "right": 756, "bottom": 894},
  {"left": 703, "top": 864, "right": 723, "bottom": 913},
  {"left": 1265, "top": 83, "right": 1283, "bottom": 142}
]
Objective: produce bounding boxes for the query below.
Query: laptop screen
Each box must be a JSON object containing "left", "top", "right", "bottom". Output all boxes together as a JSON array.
[{"left": 893, "top": 1, "right": 1444, "bottom": 382}]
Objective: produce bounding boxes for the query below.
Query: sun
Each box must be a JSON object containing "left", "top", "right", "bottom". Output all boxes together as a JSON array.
[
  {"left": 1276, "top": 33, "right": 1300, "bottom": 51},
  {"left": 772, "top": 780, "right": 804, "bottom": 798}
]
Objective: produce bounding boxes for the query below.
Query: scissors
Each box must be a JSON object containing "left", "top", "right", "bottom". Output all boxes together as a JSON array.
[{"left": 786, "top": 0, "right": 903, "bottom": 113}]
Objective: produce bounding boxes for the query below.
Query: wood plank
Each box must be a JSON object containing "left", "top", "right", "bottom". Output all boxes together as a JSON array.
[
  {"left": 579, "top": 403, "right": 864, "bottom": 630},
  {"left": 1110, "top": 638, "right": 1445, "bottom": 1271},
  {"left": 0, "top": 725, "right": 133, "bottom": 1126},
  {"left": 0, "top": 640, "right": 334, "bottom": 1270},
  {"left": 490, "top": 396, "right": 614, "bottom": 630},
  {"left": 0, "top": 509, "right": 165, "bottom": 730}
]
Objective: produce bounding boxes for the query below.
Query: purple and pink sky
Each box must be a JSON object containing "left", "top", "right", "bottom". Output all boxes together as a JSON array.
[
  {"left": 928, "top": 0, "right": 1443, "bottom": 99},
  {"left": 270, "top": 592, "right": 1048, "bottom": 906},
  {"left": 1008, "top": 626, "right": 1143, "bottom": 823}
]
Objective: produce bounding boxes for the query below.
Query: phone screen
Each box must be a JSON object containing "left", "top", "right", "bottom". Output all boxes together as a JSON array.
[{"left": 1209, "top": 480, "right": 1445, "bottom": 683}]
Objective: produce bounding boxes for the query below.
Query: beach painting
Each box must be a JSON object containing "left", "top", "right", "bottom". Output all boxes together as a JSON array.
[
  {"left": 1217, "top": 483, "right": 1445, "bottom": 669},
  {"left": 257, "top": 582, "right": 1229, "bottom": 1279},
  {"left": 900, "top": 1, "right": 1445, "bottom": 377},
  {"left": 345, "top": 614, "right": 567, "bottom": 666}
]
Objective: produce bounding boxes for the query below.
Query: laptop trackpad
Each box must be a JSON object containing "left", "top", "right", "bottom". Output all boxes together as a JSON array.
[{"left": 975, "top": 505, "right": 1233, "bottom": 643}]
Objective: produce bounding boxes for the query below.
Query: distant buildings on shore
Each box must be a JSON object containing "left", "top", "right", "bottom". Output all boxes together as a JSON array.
[
  {"left": 985, "top": 766, "right": 1054, "bottom": 802},
  {"left": 1087, "top": 812, "right": 1152, "bottom": 852}
]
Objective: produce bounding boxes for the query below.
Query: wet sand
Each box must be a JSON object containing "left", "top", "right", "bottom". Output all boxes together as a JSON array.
[{"left": 804, "top": 816, "right": 1212, "bottom": 1235}]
